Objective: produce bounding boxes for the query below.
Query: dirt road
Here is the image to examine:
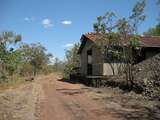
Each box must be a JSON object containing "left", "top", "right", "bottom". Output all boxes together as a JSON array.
[
  {"left": 38, "top": 74, "right": 118, "bottom": 120},
  {"left": 0, "top": 74, "right": 159, "bottom": 120}
]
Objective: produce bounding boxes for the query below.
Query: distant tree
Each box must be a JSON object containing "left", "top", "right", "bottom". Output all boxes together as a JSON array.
[
  {"left": 144, "top": 0, "right": 160, "bottom": 36},
  {"left": 0, "top": 31, "right": 55, "bottom": 83},
  {"left": 144, "top": 24, "right": 160, "bottom": 36},
  {"left": 19, "top": 43, "right": 52, "bottom": 76},
  {"left": 54, "top": 57, "right": 60, "bottom": 71},
  {"left": 52, "top": 57, "right": 65, "bottom": 72},
  {"left": 63, "top": 43, "right": 80, "bottom": 78}
]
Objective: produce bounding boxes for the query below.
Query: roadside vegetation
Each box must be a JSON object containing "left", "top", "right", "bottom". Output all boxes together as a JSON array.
[
  {"left": 0, "top": 31, "right": 53, "bottom": 90},
  {"left": 63, "top": 43, "right": 80, "bottom": 78}
]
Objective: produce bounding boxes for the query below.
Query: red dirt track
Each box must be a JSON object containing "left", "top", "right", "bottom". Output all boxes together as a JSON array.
[{"left": 38, "top": 74, "right": 119, "bottom": 120}]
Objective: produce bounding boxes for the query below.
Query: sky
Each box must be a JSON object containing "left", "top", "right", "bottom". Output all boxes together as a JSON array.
[{"left": 0, "top": 0, "right": 159, "bottom": 61}]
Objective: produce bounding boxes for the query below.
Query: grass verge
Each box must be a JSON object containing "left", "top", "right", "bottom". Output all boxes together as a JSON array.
[{"left": 0, "top": 75, "right": 27, "bottom": 92}]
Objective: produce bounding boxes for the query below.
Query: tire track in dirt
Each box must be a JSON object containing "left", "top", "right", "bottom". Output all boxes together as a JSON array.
[{"left": 38, "top": 74, "right": 118, "bottom": 120}]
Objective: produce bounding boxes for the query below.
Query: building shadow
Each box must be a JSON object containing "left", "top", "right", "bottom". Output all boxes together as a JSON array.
[
  {"left": 110, "top": 105, "right": 160, "bottom": 120},
  {"left": 57, "top": 78, "right": 80, "bottom": 84}
]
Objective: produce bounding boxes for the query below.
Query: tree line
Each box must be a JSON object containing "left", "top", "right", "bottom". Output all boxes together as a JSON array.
[{"left": 0, "top": 31, "right": 53, "bottom": 82}]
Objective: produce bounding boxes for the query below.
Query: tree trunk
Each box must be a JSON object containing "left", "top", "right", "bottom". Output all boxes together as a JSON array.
[{"left": 110, "top": 63, "right": 115, "bottom": 75}]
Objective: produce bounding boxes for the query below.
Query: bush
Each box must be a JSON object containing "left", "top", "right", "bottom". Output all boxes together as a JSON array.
[{"left": 20, "top": 63, "right": 34, "bottom": 76}]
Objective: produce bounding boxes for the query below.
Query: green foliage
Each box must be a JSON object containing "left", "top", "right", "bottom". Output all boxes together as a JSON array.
[
  {"left": 119, "top": 0, "right": 146, "bottom": 87},
  {"left": 19, "top": 43, "right": 53, "bottom": 76},
  {"left": 93, "top": 0, "right": 146, "bottom": 86},
  {"left": 144, "top": 24, "right": 160, "bottom": 36},
  {"left": 0, "top": 31, "right": 53, "bottom": 85},
  {"left": 93, "top": 11, "right": 125, "bottom": 75},
  {"left": 129, "top": 36, "right": 140, "bottom": 49},
  {"left": 0, "top": 31, "right": 22, "bottom": 79},
  {"left": 93, "top": 23, "right": 99, "bottom": 33},
  {"left": 5, "top": 50, "right": 22, "bottom": 75},
  {"left": 117, "top": 18, "right": 132, "bottom": 35},
  {"left": 93, "top": 12, "right": 117, "bottom": 33},
  {"left": 19, "top": 63, "right": 34, "bottom": 76},
  {"left": 63, "top": 43, "right": 80, "bottom": 78},
  {"left": 129, "top": 0, "right": 146, "bottom": 34}
]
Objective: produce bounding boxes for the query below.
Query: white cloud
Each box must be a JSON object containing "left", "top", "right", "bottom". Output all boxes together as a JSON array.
[
  {"left": 61, "top": 20, "right": 72, "bottom": 25},
  {"left": 63, "top": 43, "right": 74, "bottom": 48},
  {"left": 42, "top": 19, "right": 53, "bottom": 28},
  {"left": 24, "top": 17, "right": 35, "bottom": 22}
]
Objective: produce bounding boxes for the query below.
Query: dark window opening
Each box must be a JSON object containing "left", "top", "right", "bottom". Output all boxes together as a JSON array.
[
  {"left": 87, "top": 64, "right": 92, "bottom": 75},
  {"left": 87, "top": 49, "right": 92, "bottom": 75}
]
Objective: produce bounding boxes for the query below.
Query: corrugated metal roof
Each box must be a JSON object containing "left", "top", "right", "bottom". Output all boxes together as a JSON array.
[
  {"left": 78, "top": 33, "right": 160, "bottom": 54},
  {"left": 85, "top": 33, "right": 160, "bottom": 46}
]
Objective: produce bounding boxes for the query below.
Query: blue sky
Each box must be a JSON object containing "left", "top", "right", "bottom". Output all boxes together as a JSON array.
[{"left": 0, "top": 0, "right": 159, "bottom": 60}]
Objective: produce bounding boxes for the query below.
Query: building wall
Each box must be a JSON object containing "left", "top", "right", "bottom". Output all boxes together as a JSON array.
[
  {"left": 80, "top": 42, "right": 160, "bottom": 76},
  {"left": 103, "top": 63, "right": 125, "bottom": 75},
  {"left": 92, "top": 46, "right": 103, "bottom": 75},
  {"left": 80, "top": 40, "right": 103, "bottom": 76},
  {"left": 80, "top": 40, "right": 127, "bottom": 76},
  {"left": 80, "top": 40, "right": 93, "bottom": 76}
]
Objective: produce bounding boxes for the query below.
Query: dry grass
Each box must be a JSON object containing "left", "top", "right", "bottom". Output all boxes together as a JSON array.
[
  {"left": 84, "top": 86, "right": 160, "bottom": 120},
  {"left": 0, "top": 75, "right": 44, "bottom": 120},
  {"left": 0, "top": 75, "right": 28, "bottom": 92}
]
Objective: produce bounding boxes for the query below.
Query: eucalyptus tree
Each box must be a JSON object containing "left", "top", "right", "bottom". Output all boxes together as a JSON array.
[
  {"left": 117, "top": 0, "right": 146, "bottom": 88},
  {"left": 0, "top": 31, "right": 21, "bottom": 78},
  {"left": 129, "top": 0, "right": 146, "bottom": 34},
  {"left": 93, "top": 0, "right": 146, "bottom": 88},
  {"left": 144, "top": 24, "right": 160, "bottom": 36},
  {"left": 19, "top": 43, "right": 52, "bottom": 76},
  {"left": 93, "top": 12, "right": 124, "bottom": 75},
  {"left": 63, "top": 43, "right": 80, "bottom": 78}
]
